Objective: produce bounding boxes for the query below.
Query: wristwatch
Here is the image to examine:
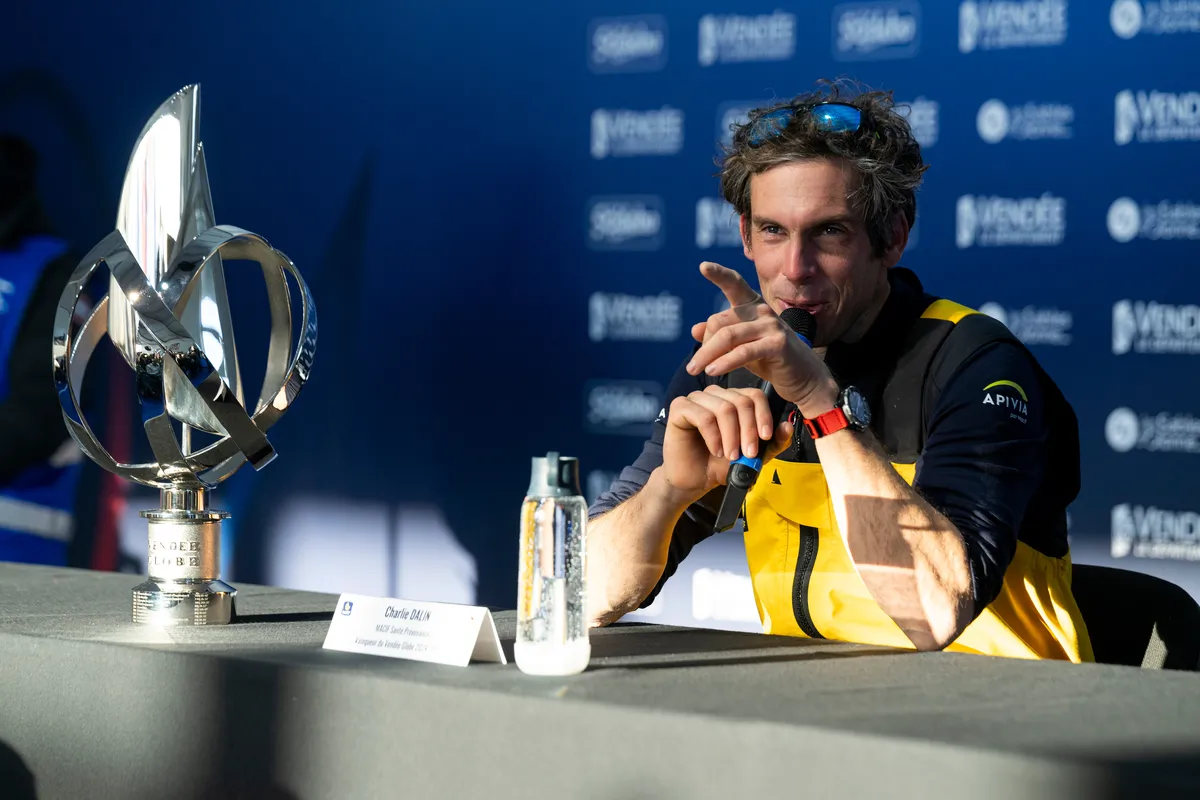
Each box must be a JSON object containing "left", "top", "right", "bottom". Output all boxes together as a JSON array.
[{"left": 802, "top": 385, "right": 871, "bottom": 439}]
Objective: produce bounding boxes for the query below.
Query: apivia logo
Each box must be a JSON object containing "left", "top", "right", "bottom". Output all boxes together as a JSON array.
[
  {"left": 956, "top": 194, "right": 1066, "bottom": 248},
  {"left": 1112, "top": 300, "right": 1200, "bottom": 354},
  {"left": 584, "top": 380, "right": 664, "bottom": 436},
  {"left": 832, "top": 1, "right": 921, "bottom": 60},
  {"left": 587, "top": 196, "right": 665, "bottom": 251},
  {"left": 0, "top": 278, "right": 13, "bottom": 314},
  {"left": 591, "top": 107, "right": 685, "bottom": 159},
  {"left": 1112, "top": 503, "right": 1200, "bottom": 560},
  {"left": 976, "top": 99, "right": 1074, "bottom": 143},
  {"left": 585, "top": 470, "right": 618, "bottom": 505},
  {"left": 1107, "top": 197, "right": 1200, "bottom": 243},
  {"left": 1106, "top": 407, "right": 1200, "bottom": 454},
  {"left": 898, "top": 97, "right": 939, "bottom": 148},
  {"left": 979, "top": 302, "right": 1072, "bottom": 345},
  {"left": 698, "top": 11, "right": 797, "bottom": 66},
  {"left": 980, "top": 380, "right": 1029, "bottom": 423},
  {"left": 716, "top": 101, "right": 760, "bottom": 148},
  {"left": 588, "top": 292, "right": 682, "bottom": 343},
  {"left": 696, "top": 198, "right": 743, "bottom": 249},
  {"left": 1115, "top": 90, "right": 1200, "bottom": 145},
  {"left": 959, "top": 0, "right": 1068, "bottom": 52},
  {"left": 588, "top": 15, "right": 669, "bottom": 73},
  {"left": 1111, "top": 0, "right": 1200, "bottom": 38}
]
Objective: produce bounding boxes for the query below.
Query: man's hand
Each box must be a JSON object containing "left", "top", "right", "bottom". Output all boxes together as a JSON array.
[
  {"left": 686, "top": 262, "right": 839, "bottom": 417},
  {"left": 661, "top": 385, "right": 793, "bottom": 502}
]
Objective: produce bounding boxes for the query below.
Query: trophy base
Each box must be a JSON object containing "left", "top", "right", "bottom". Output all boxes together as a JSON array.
[
  {"left": 132, "top": 579, "right": 237, "bottom": 626},
  {"left": 132, "top": 487, "right": 235, "bottom": 626}
]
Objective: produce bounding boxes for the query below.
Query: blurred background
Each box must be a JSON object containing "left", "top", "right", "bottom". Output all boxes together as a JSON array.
[{"left": 1, "top": 0, "right": 1197, "bottom": 631}]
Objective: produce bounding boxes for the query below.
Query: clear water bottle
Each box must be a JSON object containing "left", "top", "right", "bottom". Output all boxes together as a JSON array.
[{"left": 515, "top": 451, "right": 590, "bottom": 676}]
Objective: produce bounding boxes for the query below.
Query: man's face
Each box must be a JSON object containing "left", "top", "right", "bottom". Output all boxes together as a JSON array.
[{"left": 741, "top": 158, "right": 904, "bottom": 346}]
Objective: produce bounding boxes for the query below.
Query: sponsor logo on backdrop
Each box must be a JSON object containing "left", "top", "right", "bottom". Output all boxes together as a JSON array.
[
  {"left": 696, "top": 198, "right": 743, "bottom": 248},
  {"left": 716, "top": 101, "right": 760, "bottom": 149},
  {"left": 832, "top": 1, "right": 922, "bottom": 60},
  {"left": 591, "top": 108, "right": 684, "bottom": 159},
  {"left": 956, "top": 193, "right": 1066, "bottom": 248},
  {"left": 1113, "top": 503, "right": 1200, "bottom": 560},
  {"left": 959, "top": 0, "right": 1068, "bottom": 52},
  {"left": 585, "top": 470, "right": 619, "bottom": 504},
  {"left": 0, "top": 279, "right": 13, "bottom": 314},
  {"left": 584, "top": 380, "right": 664, "bottom": 436},
  {"left": 979, "top": 302, "right": 1073, "bottom": 345},
  {"left": 588, "top": 15, "right": 669, "bottom": 73},
  {"left": 1106, "top": 407, "right": 1200, "bottom": 453},
  {"left": 898, "top": 97, "right": 939, "bottom": 148},
  {"left": 976, "top": 99, "right": 1074, "bottom": 143},
  {"left": 1107, "top": 197, "right": 1200, "bottom": 242},
  {"left": 587, "top": 196, "right": 665, "bottom": 251},
  {"left": 1115, "top": 90, "right": 1200, "bottom": 144},
  {"left": 588, "top": 292, "right": 682, "bottom": 343},
  {"left": 698, "top": 11, "right": 797, "bottom": 66},
  {"left": 1111, "top": 0, "right": 1200, "bottom": 38},
  {"left": 1112, "top": 300, "right": 1200, "bottom": 354}
]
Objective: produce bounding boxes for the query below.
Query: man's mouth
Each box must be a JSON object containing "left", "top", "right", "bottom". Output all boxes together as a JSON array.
[{"left": 777, "top": 300, "right": 827, "bottom": 316}]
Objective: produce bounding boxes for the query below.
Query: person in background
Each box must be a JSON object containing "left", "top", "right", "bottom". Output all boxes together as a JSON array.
[
  {"left": 586, "top": 81, "right": 1092, "bottom": 662},
  {"left": 0, "top": 134, "right": 84, "bottom": 564}
]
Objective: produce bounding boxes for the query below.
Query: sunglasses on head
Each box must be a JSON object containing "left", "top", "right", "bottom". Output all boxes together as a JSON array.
[{"left": 745, "top": 102, "right": 870, "bottom": 147}]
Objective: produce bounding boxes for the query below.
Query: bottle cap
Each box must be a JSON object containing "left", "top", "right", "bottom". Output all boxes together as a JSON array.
[{"left": 526, "top": 451, "right": 582, "bottom": 498}]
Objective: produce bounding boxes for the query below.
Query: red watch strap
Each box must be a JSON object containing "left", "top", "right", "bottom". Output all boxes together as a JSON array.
[{"left": 802, "top": 407, "right": 850, "bottom": 439}]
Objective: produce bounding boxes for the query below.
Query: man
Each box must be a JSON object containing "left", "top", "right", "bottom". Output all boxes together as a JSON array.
[
  {"left": 587, "top": 83, "right": 1092, "bottom": 661},
  {"left": 0, "top": 134, "right": 84, "bottom": 564}
]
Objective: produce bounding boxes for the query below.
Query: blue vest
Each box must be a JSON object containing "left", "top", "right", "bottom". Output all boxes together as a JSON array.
[{"left": 0, "top": 235, "right": 81, "bottom": 565}]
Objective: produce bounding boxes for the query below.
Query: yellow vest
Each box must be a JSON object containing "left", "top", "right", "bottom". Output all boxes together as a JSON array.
[{"left": 742, "top": 300, "right": 1093, "bottom": 662}]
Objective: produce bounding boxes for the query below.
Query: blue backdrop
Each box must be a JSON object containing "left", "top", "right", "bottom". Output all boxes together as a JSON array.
[{"left": 2, "top": 0, "right": 1198, "bottom": 624}]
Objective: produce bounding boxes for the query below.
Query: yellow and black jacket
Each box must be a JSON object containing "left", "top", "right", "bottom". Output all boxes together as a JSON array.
[{"left": 591, "top": 268, "right": 1092, "bottom": 662}]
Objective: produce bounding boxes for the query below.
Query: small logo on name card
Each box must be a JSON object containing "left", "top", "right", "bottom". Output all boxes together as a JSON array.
[{"left": 341, "top": 600, "right": 354, "bottom": 615}]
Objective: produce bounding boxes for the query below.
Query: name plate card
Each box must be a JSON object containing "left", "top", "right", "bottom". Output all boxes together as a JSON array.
[{"left": 322, "top": 593, "right": 507, "bottom": 667}]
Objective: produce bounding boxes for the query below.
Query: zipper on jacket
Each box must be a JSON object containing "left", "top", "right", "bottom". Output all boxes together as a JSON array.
[{"left": 792, "top": 524, "right": 823, "bottom": 639}]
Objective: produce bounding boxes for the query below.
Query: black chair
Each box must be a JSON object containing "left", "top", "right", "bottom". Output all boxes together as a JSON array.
[{"left": 1072, "top": 563, "right": 1200, "bottom": 671}]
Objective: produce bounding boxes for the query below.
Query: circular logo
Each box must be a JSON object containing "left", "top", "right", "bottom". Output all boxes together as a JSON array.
[
  {"left": 1107, "top": 197, "right": 1141, "bottom": 243},
  {"left": 1111, "top": 0, "right": 1144, "bottom": 39},
  {"left": 978, "top": 302, "right": 1008, "bottom": 327},
  {"left": 1106, "top": 407, "right": 1140, "bottom": 453},
  {"left": 976, "top": 100, "right": 1010, "bottom": 144}
]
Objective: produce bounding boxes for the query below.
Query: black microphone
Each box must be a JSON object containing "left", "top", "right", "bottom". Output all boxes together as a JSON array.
[{"left": 712, "top": 308, "right": 816, "bottom": 533}]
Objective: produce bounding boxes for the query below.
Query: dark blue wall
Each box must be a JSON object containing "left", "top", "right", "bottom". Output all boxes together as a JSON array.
[{"left": 3, "top": 0, "right": 1199, "bottom": 609}]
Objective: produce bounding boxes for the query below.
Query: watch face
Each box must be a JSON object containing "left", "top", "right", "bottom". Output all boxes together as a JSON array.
[{"left": 842, "top": 387, "right": 871, "bottom": 430}]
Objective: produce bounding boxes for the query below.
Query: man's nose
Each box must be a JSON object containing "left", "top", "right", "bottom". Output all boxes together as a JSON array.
[{"left": 780, "top": 239, "right": 819, "bottom": 282}]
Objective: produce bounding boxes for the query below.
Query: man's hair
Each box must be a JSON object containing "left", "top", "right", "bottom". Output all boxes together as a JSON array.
[{"left": 718, "top": 79, "right": 928, "bottom": 257}]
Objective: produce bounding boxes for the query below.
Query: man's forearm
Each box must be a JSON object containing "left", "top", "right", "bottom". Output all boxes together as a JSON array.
[
  {"left": 815, "top": 429, "right": 974, "bottom": 650},
  {"left": 586, "top": 468, "right": 699, "bottom": 627}
]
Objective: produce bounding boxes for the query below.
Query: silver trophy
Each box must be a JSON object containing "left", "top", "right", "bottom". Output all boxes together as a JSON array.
[{"left": 52, "top": 85, "right": 317, "bottom": 625}]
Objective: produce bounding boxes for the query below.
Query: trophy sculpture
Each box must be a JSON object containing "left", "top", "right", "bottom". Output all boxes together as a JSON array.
[{"left": 52, "top": 85, "right": 317, "bottom": 625}]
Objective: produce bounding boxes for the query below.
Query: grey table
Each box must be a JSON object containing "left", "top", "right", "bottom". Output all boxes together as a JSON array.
[{"left": 1, "top": 563, "right": 1198, "bottom": 800}]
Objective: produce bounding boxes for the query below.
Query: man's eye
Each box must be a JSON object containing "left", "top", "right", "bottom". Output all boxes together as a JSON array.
[
  {"left": 821, "top": 225, "right": 845, "bottom": 236},
  {"left": 762, "top": 225, "right": 783, "bottom": 235}
]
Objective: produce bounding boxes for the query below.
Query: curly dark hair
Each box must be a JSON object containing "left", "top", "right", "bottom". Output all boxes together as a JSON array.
[{"left": 718, "top": 80, "right": 928, "bottom": 257}]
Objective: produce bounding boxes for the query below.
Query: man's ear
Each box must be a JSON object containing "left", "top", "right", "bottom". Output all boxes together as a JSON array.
[
  {"left": 882, "top": 212, "right": 909, "bottom": 267},
  {"left": 741, "top": 215, "right": 753, "bottom": 261}
]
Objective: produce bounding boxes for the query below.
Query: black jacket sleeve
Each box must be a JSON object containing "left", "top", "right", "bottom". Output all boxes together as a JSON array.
[{"left": 913, "top": 341, "right": 1051, "bottom": 614}]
